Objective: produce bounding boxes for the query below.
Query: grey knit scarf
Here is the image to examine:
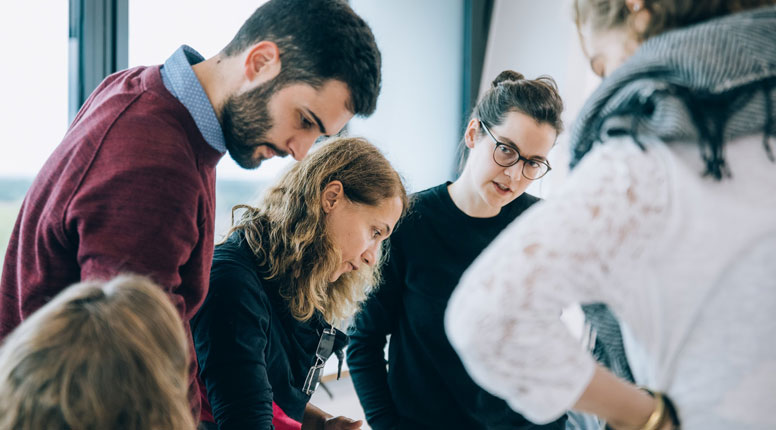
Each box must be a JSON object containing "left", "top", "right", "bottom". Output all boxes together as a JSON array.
[
  {"left": 569, "top": 5, "right": 776, "bottom": 178},
  {"left": 575, "top": 6, "right": 776, "bottom": 390}
]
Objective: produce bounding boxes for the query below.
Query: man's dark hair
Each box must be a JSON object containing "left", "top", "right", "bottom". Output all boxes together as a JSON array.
[{"left": 222, "top": 0, "right": 381, "bottom": 116}]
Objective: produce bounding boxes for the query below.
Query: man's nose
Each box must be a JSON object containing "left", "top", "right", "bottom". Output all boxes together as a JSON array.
[{"left": 287, "top": 132, "right": 321, "bottom": 161}]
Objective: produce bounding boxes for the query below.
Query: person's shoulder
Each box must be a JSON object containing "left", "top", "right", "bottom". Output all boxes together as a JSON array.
[
  {"left": 502, "top": 192, "right": 541, "bottom": 220},
  {"left": 213, "top": 231, "right": 261, "bottom": 271},
  {"left": 124, "top": 67, "right": 190, "bottom": 126},
  {"left": 94, "top": 66, "right": 198, "bottom": 159},
  {"left": 64, "top": 65, "right": 193, "bottom": 162},
  {"left": 85, "top": 66, "right": 178, "bottom": 117},
  {"left": 406, "top": 183, "right": 450, "bottom": 217},
  {"left": 390, "top": 184, "right": 446, "bottom": 237},
  {"left": 210, "top": 232, "right": 274, "bottom": 307},
  {"left": 114, "top": 101, "right": 193, "bottom": 148},
  {"left": 411, "top": 183, "right": 448, "bottom": 203},
  {"left": 516, "top": 192, "right": 541, "bottom": 206}
]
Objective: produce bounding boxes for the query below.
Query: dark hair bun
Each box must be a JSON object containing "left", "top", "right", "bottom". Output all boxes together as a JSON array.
[{"left": 491, "top": 70, "right": 525, "bottom": 88}]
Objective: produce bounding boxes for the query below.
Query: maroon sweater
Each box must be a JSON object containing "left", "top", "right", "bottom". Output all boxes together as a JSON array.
[{"left": 0, "top": 65, "right": 223, "bottom": 416}]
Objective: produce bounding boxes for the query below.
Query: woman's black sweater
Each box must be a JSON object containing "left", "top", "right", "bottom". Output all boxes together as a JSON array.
[
  {"left": 347, "top": 183, "right": 566, "bottom": 430},
  {"left": 191, "top": 231, "right": 347, "bottom": 429}
]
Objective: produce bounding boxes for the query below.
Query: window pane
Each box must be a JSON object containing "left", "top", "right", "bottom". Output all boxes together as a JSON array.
[{"left": 0, "top": 2, "right": 69, "bottom": 266}]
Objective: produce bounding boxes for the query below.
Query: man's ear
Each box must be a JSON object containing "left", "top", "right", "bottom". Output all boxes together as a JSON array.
[
  {"left": 243, "top": 41, "right": 281, "bottom": 85},
  {"left": 321, "top": 180, "right": 344, "bottom": 214}
]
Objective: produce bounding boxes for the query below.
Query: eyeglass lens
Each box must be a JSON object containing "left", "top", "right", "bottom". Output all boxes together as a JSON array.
[{"left": 482, "top": 121, "right": 549, "bottom": 179}]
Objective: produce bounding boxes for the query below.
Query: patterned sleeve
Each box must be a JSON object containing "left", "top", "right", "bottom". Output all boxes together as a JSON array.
[{"left": 445, "top": 138, "right": 671, "bottom": 424}]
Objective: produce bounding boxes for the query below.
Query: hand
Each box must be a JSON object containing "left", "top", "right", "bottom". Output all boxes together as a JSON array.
[
  {"left": 576, "top": 366, "right": 682, "bottom": 430},
  {"left": 323, "top": 416, "right": 362, "bottom": 430}
]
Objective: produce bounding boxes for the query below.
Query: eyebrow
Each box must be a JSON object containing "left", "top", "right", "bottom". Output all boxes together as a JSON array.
[
  {"left": 305, "top": 108, "right": 328, "bottom": 135},
  {"left": 383, "top": 223, "right": 392, "bottom": 236},
  {"left": 493, "top": 132, "right": 548, "bottom": 162}
]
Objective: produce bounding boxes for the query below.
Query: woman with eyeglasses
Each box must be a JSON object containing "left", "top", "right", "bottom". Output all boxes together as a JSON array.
[
  {"left": 446, "top": 1, "right": 776, "bottom": 430},
  {"left": 346, "top": 70, "right": 565, "bottom": 430},
  {"left": 191, "top": 137, "right": 408, "bottom": 430}
]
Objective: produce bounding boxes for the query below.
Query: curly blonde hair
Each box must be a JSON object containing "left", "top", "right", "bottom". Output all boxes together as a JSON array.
[
  {"left": 228, "top": 137, "right": 408, "bottom": 323},
  {"left": 0, "top": 274, "right": 194, "bottom": 430}
]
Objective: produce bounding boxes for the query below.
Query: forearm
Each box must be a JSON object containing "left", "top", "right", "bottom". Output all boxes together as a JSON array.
[
  {"left": 302, "top": 403, "right": 332, "bottom": 430},
  {"left": 347, "top": 302, "right": 400, "bottom": 428},
  {"left": 573, "top": 364, "right": 673, "bottom": 430},
  {"left": 203, "top": 367, "right": 274, "bottom": 430},
  {"left": 191, "top": 266, "right": 275, "bottom": 429},
  {"left": 347, "top": 365, "right": 400, "bottom": 429}
]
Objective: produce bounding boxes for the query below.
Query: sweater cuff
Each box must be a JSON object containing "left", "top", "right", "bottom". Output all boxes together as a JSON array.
[{"left": 367, "top": 412, "right": 400, "bottom": 430}]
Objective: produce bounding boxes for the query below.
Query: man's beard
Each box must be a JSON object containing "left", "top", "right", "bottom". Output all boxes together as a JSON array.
[{"left": 220, "top": 79, "right": 287, "bottom": 169}]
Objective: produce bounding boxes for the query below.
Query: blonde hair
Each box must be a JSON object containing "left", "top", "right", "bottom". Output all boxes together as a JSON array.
[
  {"left": 228, "top": 137, "right": 408, "bottom": 323},
  {"left": 0, "top": 275, "right": 194, "bottom": 430},
  {"left": 573, "top": 0, "right": 776, "bottom": 40}
]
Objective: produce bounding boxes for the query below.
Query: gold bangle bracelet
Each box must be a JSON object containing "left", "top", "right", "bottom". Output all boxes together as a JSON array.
[{"left": 640, "top": 390, "right": 666, "bottom": 430}]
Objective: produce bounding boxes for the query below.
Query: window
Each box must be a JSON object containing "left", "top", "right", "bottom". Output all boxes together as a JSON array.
[{"left": 0, "top": 2, "right": 69, "bottom": 266}]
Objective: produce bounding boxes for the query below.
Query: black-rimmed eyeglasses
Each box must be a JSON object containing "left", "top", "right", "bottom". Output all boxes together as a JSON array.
[{"left": 480, "top": 120, "right": 551, "bottom": 180}]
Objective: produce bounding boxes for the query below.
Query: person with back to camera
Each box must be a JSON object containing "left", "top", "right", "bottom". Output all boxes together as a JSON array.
[
  {"left": 446, "top": 1, "right": 776, "bottom": 429},
  {"left": 0, "top": 274, "right": 194, "bottom": 430},
  {"left": 346, "top": 70, "right": 567, "bottom": 430},
  {"left": 191, "top": 137, "right": 409, "bottom": 430},
  {"left": 0, "top": 0, "right": 381, "bottom": 422}
]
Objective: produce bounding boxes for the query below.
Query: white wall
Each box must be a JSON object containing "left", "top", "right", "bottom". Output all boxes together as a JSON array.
[
  {"left": 348, "top": 0, "right": 464, "bottom": 193},
  {"left": 482, "top": 0, "right": 601, "bottom": 197}
]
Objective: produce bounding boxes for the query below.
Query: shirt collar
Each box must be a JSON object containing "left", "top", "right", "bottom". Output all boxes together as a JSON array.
[{"left": 160, "top": 45, "right": 227, "bottom": 153}]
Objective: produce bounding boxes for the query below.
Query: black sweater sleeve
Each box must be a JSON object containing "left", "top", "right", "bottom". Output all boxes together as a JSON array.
[
  {"left": 192, "top": 257, "right": 274, "bottom": 430},
  {"left": 347, "top": 239, "right": 406, "bottom": 430}
]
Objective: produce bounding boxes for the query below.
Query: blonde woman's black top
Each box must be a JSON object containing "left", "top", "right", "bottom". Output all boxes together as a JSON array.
[{"left": 191, "top": 231, "right": 347, "bottom": 429}]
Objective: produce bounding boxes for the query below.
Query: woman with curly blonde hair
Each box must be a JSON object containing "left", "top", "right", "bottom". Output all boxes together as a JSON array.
[
  {"left": 0, "top": 274, "right": 194, "bottom": 430},
  {"left": 192, "top": 137, "right": 408, "bottom": 430}
]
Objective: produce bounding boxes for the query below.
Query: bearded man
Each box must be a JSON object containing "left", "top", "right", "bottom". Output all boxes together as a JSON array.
[{"left": 0, "top": 0, "right": 381, "bottom": 422}]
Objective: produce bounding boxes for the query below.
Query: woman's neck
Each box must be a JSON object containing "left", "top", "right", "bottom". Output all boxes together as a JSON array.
[{"left": 447, "top": 175, "right": 502, "bottom": 218}]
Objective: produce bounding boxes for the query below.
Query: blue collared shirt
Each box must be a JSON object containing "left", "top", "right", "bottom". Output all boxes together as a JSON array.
[{"left": 160, "top": 45, "right": 226, "bottom": 154}]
